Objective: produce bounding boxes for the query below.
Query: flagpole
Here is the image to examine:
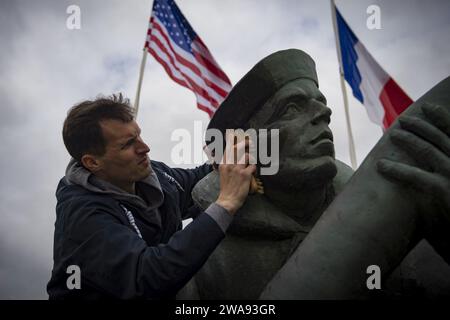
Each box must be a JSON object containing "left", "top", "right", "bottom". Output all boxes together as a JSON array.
[
  {"left": 330, "top": 0, "right": 358, "bottom": 170},
  {"left": 133, "top": 47, "right": 148, "bottom": 119}
]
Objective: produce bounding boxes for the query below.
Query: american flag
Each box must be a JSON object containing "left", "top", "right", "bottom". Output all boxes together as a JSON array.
[{"left": 145, "top": 0, "right": 232, "bottom": 117}]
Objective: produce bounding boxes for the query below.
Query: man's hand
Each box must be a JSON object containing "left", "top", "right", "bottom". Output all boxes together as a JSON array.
[
  {"left": 215, "top": 133, "right": 256, "bottom": 215},
  {"left": 377, "top": 103, "right": 450, "bottom": 219}
]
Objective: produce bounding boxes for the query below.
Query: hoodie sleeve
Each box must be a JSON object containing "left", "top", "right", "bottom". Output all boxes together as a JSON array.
[
  {"left": 65, "top": 200, "right": 225, "bottom": 299},
  {"left": 153, "top": 161, "right": 213, "bottom": 219}
]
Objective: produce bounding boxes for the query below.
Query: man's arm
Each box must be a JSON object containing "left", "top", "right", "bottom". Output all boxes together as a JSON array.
[
  {"left": 153, "top": 161, "right": 213, "bottom": 219},
  {"left": 64, "top": 201, "right": 226, "bottom": 299},
  {"left": 157, "top": 133, "right": 256, "bottom": 220}
]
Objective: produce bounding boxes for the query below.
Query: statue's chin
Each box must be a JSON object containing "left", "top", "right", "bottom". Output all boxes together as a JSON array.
[{"left": 261, "top": 155, "right": 337, "bottom": 193}]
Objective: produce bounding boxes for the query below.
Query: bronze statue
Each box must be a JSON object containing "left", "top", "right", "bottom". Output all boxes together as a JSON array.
[{"left": 178, "top": 49, "right": 450, "bottom": 299}]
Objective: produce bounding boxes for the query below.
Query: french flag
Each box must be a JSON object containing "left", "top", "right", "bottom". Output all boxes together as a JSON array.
[{"left": 336, "top": 7, "right": 413, "bottom": 129}]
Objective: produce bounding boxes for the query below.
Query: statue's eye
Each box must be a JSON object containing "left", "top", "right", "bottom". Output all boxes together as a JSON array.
[
  {"left": 281, "top": 103, "right": 299, "bottom": 116},
  {"left": 317, "top": 96, "right": 327, "bottom": 105}
]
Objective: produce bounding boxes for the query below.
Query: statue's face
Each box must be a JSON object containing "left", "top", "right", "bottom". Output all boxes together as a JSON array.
[{"left": 250, "top": 78, "right": 337, "bottom": 192}]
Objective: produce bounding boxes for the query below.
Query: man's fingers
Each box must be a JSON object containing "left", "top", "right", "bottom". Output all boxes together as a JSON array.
[
  {"left": 398, "top": 116, "right": 450, "bottom": 157},
  {"left": 223, "top": 135, "right": 240, "bottom": 164},
  {"left": 244, "top": 164, "right": 257, "bottom": 175},
  {"left": 233, "top": 139, "right": 249, "bottom": 164},
  {"left": 224, "top": 131, "right": 236, "bottom": 156},
  {"left": 236, "top": 151, "right": 258, "bottom": 167},
  {"left": 235, "top": 152, "right": 247, "bottom": 166},
  {"left": 377, "top": 159, "right": 437, "bottom": 193},
  {"left": 223, "top": 134, "right": 255, "bottom": 165},
  {"left": 390, "top": 128, "right": 449, "bottom": 173},
  {"left": 422, "top": 103, "right": 450, "bottom": 137}
]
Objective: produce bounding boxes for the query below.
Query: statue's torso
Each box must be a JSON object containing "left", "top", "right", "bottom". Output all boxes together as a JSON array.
[
  {"left": 179, "top": 160, "right": 450, "bottom": 299},
  {"left": 179, "top": 160, "right": 352, "bottom": 299}
]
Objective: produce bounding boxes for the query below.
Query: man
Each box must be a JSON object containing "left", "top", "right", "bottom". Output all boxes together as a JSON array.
[
  {"left": 47, "top": 94, "right": 256, "bottom": 299},
  {"left": 179, "top": 49, "right": 450, "bottom": 299}
]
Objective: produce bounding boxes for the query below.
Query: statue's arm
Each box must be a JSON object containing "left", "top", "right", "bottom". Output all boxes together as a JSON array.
[{"left": 377, "top": 103, "right": 450, "bottom": 264}]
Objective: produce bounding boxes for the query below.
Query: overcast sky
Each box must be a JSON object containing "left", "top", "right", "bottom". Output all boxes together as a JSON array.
[{"left": 0, "top": 0, "right": 449, "bottom": 299}]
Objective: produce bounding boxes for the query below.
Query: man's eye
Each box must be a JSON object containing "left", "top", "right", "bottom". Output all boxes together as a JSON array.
[{"left": 122, "top": 140, "right": 133, "bottom": 149}]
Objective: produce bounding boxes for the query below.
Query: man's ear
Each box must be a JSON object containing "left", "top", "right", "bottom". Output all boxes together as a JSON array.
[{"left": 81, "top": 154, "right": 102, "bottom": 173}]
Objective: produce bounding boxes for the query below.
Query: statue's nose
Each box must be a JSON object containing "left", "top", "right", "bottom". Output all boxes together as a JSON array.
[{"left": 311, "top": 105, "right": 332, "bottom": 125}]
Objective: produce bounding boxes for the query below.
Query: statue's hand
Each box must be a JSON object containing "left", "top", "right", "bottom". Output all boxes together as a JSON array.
[
  {"left": 377, "top": 103, "right": 450, "bottom": 212},
  {"left": 377, "top": 103, "right": 450, "bottom": 262}
]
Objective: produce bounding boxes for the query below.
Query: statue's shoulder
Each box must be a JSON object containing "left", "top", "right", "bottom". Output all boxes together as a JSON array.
[
  {"left": 333, "top": 159, "right": 354, "bottom": 193},
  {"left": 192, "top": 170, "right": 221, "bottom": 210},
  {"left": 192, "top": 170, "right": 306, "bottom": 238}
]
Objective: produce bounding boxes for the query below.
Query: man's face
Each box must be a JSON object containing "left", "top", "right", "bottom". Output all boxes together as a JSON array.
[
  {"left": 252, "top": 78, "right": 337, "bottom": 191},
  {"left": 95, "top": 119, "right": 151, "bottom": 189}
]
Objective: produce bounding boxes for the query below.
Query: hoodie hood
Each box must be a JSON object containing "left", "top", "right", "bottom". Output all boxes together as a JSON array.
[{"left": 64, "top": 158, "right": 164, "bottom": 211}]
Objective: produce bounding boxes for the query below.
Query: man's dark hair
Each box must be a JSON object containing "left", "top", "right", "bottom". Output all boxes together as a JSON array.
[{"left": 63, "top": 93, "right": 134, "bottom": 162}]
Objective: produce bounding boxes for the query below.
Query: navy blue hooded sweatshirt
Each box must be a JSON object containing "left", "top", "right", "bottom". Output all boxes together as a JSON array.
[{"left": 47, "top": 160, "right": 229, "bottom": 299}]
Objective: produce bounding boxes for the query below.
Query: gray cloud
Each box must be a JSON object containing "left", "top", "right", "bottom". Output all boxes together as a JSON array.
[{"left": 0, "top": 0, "right": 449, "bottom": 299}]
